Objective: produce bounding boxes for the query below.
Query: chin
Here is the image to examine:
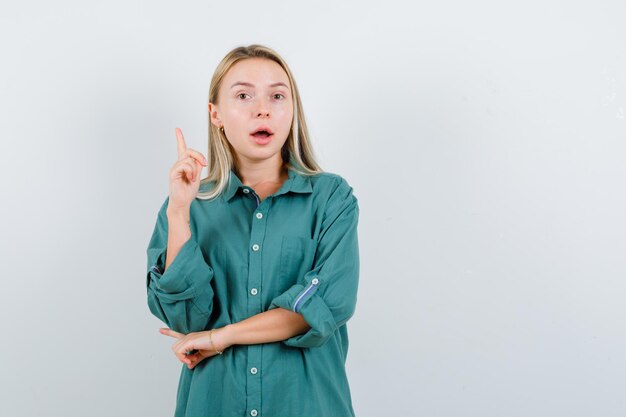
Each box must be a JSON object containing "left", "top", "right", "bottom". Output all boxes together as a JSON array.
[{"left": 241, "top": 149, "right": 282, "bottom": 162}]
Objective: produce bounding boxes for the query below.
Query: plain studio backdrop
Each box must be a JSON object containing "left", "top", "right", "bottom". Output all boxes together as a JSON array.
[{"left": 1, "top": 1, "right": 625, "bottom": 416}]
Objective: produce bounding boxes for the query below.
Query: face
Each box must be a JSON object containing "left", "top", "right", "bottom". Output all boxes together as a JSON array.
[{"left": 209, "top": 58, "right": 294, "bottom": 165}]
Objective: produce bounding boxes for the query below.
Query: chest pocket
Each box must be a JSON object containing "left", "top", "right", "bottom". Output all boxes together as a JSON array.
[{"left": 279, "top": 235, "right": 317, "bottom": 284}]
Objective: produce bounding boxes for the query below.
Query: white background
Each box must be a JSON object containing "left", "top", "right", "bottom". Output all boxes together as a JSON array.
[{"left": 1, "top": 1, "right": 625, "bottom": 416}]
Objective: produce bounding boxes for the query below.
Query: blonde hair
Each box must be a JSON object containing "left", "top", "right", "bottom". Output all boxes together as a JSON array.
[{"left": 197, "top": 44, "right": 323, "bottom": 200}]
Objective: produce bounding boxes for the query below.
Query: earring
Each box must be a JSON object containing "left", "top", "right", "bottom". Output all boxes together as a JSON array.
[{"left": 220, "top": 126, "right": 224, "bottom": 133}]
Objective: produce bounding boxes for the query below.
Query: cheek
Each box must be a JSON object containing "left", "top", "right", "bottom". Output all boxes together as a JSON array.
[
  {"left": 223, "top": 110, "right": 248, "bottom": 132},
  {"left": 224, "top": 107, "right": 244, "bottom": 120},
  {"left": 275, "top": 107, "right": 294, "bottom": 125}
]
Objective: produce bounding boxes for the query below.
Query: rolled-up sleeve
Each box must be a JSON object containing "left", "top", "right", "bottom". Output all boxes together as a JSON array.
[
  {"left": 146, "top": 197, "right": 215, "bottom": 334},
  {"left": 268, "top": 178, "right": 360, "bottom": 348}
]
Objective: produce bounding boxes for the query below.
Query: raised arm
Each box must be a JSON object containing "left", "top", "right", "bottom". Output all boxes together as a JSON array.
[{"left": 146, "top": 128, "right": 215, "bottom": 334}]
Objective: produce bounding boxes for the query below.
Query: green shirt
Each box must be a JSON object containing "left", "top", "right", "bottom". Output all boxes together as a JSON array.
[{"left": 146, "top": 165, "right": 360, "bottom": 417}]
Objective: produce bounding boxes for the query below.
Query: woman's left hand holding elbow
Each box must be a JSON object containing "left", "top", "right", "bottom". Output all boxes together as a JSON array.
[{"left": 159, "top": 325, "right": 234, "bottom": 370}]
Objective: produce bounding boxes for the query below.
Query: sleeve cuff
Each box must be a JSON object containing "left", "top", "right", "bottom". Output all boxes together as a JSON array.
[
  {"left": 268, "top": 282, "right": 338, "bottom": 348},
  {"left": 147, "top": 237, "right": 208, "bottom": 299}
]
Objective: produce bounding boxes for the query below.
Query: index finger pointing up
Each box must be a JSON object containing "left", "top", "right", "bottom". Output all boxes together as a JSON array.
[{"left": 176, "top": 127, "right": 187, "bottom": 160}]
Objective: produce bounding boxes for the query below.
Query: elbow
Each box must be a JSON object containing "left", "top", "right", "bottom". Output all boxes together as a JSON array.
[
  {"left": 281, "top": 294, "right": 357, "bottom": 349},
  {"left": 145, "top": 266, "right": 215, "bottom": 334},
  {"left": 146, "top": 289, "right": 213, "bottom": 334}
]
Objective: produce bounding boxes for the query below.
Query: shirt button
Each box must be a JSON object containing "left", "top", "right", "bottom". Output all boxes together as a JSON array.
[
  {"left": 243, "top": 188, "right": 250, "bottom": 194},
  {"left": 252, "top": 244, "right": 260, "bottom": 251},
  {"left": 250, "top": 410, "right": 258, "bottom": 417},
  {"left": 256, "top": 212, "right": 263, "bottom": 219},
  {"left": 250, "top": 288, "right": 258, "bottom": 295},
  {"left": 250, "top": 367, "right": 258, "bottom": 374},
  {"left": 312, "top": 278, "right": 319, "bottom": 285}
]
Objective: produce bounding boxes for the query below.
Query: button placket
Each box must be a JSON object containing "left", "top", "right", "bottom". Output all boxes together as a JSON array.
[{"left": 245, "top": 190, "right": 269, "bottom": 416}]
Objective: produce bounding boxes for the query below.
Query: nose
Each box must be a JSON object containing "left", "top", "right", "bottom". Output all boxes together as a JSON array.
[{"left": 255, "top": 96, "right": 270, "bottom": 118}]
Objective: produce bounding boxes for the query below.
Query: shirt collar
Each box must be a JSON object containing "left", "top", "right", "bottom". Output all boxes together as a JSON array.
[{"left": 224, "top": 165, "right": 313, "bottom": 203}]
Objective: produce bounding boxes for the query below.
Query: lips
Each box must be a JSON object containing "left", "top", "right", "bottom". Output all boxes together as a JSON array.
[
  {"left": 250, "top": 126, "right": 274, "bottom": 138},
  {"left": 252, "top": 131, "right": 272, "bottom": 138}
]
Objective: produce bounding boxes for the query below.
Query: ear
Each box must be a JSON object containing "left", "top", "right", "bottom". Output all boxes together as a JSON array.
[{"left": 208, "top": 102, "right": 222, "bottom": 128}]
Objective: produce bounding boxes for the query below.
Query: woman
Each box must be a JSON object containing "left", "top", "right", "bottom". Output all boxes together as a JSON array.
[{"left": 146, "top": 44, "right": 360, "bottom": 417}]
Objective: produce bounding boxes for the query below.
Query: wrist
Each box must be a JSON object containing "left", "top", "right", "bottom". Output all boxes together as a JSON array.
[
  {"left": 213, "top": 324, "right": 236, "bottom": 352},
  {"left": 166, "top": 207, "right": 190, "bottom": 223}
]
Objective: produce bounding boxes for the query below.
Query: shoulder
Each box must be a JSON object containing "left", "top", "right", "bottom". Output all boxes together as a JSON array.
[
  {"left": 307, "top": 171, "right": 358, "bottom": 216},
  {"left": 308, "top": 171, "right": 356, "bottom": 197}
]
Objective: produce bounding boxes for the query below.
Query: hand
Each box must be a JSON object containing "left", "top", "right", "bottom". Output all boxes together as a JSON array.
[
  {"left": 168, "top": 127, "right": 208, "bottom": 212},
  {"left": 159, "top": 326, "right": 231, "bottom": 370}
]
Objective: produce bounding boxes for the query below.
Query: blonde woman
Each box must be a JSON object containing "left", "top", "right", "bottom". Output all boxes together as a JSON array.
[{"left": 146, "top": 44, "right": 360, "bottom": 417}]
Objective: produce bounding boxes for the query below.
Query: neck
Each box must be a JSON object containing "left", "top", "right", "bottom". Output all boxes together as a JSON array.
[{"left": 235, "top": 154, "right": 288, "bottom": 188}]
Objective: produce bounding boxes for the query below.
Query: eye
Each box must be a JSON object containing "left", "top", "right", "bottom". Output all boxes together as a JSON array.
[
  {"left": 237, "top": 93, "right": 250, "bottom": 100},
  {"left": 274, "top": 93, "right": 285, "bottom": 100}
]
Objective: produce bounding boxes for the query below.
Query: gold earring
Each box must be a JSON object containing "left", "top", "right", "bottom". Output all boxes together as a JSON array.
[{"left": 220, "top": 126, "right": 224, "bottom": 133}]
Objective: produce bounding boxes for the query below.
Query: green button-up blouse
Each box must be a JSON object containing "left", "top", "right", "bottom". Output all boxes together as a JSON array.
[{"left": 146, "top": 165, "right": 360, "bottom": 417}]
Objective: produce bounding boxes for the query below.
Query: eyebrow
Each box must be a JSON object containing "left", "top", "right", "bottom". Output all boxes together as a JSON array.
[{"left": 230, "top": 81, "right": 290, "bottom": 90}]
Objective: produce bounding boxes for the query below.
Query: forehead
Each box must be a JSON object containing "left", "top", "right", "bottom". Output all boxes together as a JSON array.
[{"left": 223, "top": 58, "right": 290, "bottom": 88}]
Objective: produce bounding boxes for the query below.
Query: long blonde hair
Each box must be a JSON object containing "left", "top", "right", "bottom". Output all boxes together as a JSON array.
[{"left": 197, "top": 44, "right": 323, "bottom": 200}]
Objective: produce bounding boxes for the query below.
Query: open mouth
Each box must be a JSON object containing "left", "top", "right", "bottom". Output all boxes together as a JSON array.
[
  {"left": 251, "top": 130, "right": 274, "bottom": 139},
  {"left": 250, "top": 126, "right": 275, "bottom": 140}
]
